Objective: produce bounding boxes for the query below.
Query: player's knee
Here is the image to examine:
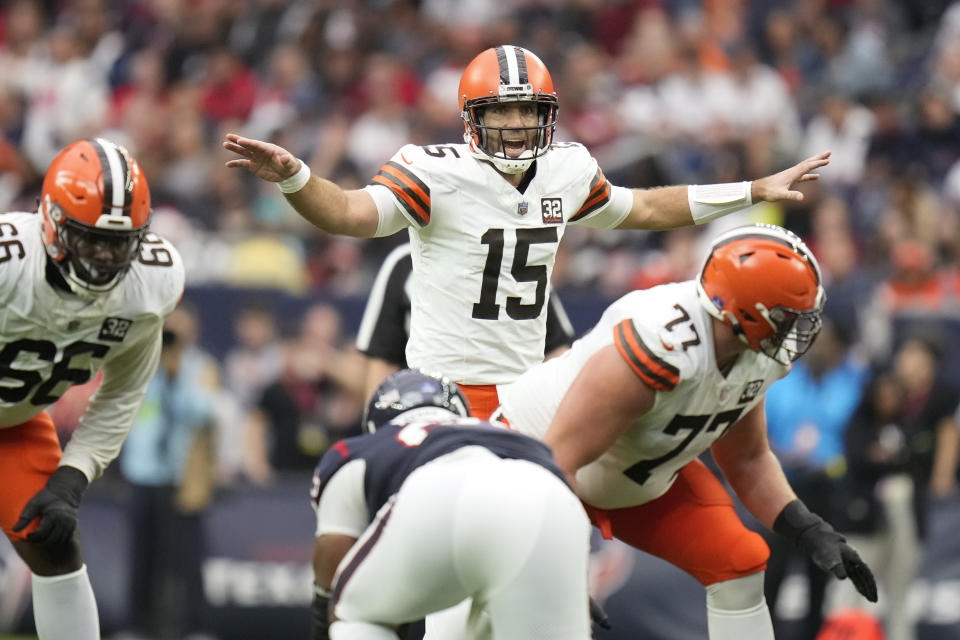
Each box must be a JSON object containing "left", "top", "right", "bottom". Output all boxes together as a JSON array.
[
  {"left": 14, "top": 535, "right": 83, "bottom": 576},
  {"left": 728, "top": 529, "right": 769, "bottom": 574},
  {"left": 694, "top": 528, "right": 768, "bottom": 585},
  {"left": 706, "top": 572, "right": 767, "bottom": 611}
]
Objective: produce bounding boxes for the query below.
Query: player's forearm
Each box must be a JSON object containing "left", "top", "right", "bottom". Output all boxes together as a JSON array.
[
  {"left": 721, "top": 450, "right": 797, "bottom": 529},
  {"left": 284, "top": 180, "right": 377, "bottom": 237},
  {"left": 623, "top": 181, "right": 757, "bottom": 230},
  {"left": 624, "top": 185, "right": 692, "bottom": 229}
]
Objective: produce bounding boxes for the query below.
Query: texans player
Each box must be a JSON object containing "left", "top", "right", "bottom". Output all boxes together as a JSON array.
[
  {"left": 0, "top": 139, "right": 183, "bottom": 640},
  {"left": 224, "top": 45, "right": 831, "bottom": 418},
  {"left": 310, "top": 369, "right": 592, "bottom": 640}
]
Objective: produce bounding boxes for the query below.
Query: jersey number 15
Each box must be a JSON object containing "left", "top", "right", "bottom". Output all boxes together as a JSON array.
[{"left": 472, "top": 227, "right": 558, "bottom": 321}]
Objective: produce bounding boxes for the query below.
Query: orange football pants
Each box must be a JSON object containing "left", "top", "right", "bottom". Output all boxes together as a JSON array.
[
  {"left": 457, "top": 384, "right": 500, "bottom": 421},
  {"left": 584, "top": 458, "right": 769, "bottom": 586},
  {"left": 0, "top": 413, "right": 62, "bottom": 542}
]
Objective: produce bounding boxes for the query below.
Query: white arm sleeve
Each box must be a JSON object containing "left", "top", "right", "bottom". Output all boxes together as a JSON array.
[
  {"left": 315, "top": 459, "right": 370, "bottom": 538},
  {"left": 60, "top": 322, "right": 163, "bottom": 482},
  {"left": 570, "top": 185, "right": 633, "bottom": 229},
  {"left": 364, "top": 184, "right": 413, "bottom": 238}
]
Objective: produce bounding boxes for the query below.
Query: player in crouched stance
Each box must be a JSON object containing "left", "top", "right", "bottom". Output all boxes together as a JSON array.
[
  {"left": 0, "top": 139, "right": 184, "bottom": 639},
  {"left": 309, "top": 369, "right": 592, "bottom": 640},
  {"left": 496, "top": 224, "right": 878, "bottom": 639}
]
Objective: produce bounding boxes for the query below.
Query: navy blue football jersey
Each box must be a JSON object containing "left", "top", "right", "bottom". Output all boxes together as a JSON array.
[{"left": 311, "top": 419, "right": 568, "bottom": 521}]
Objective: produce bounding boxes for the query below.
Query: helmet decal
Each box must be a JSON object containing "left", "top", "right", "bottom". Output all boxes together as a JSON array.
[{"left": 363, "top": 369, "right": 471, "bottom": 433}]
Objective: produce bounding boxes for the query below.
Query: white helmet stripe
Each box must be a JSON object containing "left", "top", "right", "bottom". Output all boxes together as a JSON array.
[
  {"left": 499, "top": 45, "right": 521, "bottom": 85},
  {"left": 94, "top": 137, "right": 128, "bottom": 218}
]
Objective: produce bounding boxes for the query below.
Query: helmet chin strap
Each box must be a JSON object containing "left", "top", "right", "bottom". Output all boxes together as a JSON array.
[
  {"left": 60, "top": 258, "right": 123, "bottom": 299},
  {"left": 465, "top": 133, "right": 535, "bottom": 174}
]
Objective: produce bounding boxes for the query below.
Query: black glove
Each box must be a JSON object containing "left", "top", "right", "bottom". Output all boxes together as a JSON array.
[
  {"left": 312, "top": 586, "right": 331, "bottom": 640},
  {"left": 773, "top": 499, "right": 878, "bottom": 602},
  {"left": 12, "top": 466, "right": 88, "bottom": 547},
  {"left": 590, "top": 595, "right": 612, "bottom": 630}
]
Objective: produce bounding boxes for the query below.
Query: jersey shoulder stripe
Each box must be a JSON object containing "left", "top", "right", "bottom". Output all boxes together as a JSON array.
[
  {"left": 570, "top": 167, "right": 612, "bottom": 222},
  {"left": 613, "top": 318, "right": 680, "bottom": 391},
  {"left": 371, "top": 161, "right": 431, "bottom": 226}
]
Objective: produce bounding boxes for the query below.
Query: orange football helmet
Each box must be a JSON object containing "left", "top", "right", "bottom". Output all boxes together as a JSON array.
[
  {"left": 40, "top": 138, "right": 151, "bottom": 295},
  {"left": 697, "top": 224, "right": 825, "bottom": 364},
  {"left": 459, "top": 45, "right": 558, "bottom": 174}
]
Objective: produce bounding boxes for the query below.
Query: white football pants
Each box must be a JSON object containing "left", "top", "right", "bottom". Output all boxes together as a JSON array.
[{"left": 330, "top": 447, "right": 592, "bottom": 640}]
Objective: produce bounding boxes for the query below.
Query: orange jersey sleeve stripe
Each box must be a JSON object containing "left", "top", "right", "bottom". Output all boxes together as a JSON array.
[
  {"left": 613, "top": 320, "right": 680, "bottom": 391},
  {"left": 371, "top": 161, "right": 431, "bottom": 225},
  {"left": 571, "top": 168, "right": 612, "bottom": 221}
]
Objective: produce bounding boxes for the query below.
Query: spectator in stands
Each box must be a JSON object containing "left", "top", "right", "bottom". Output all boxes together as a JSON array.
[
  {"left": 242, "top": 304, "right": 363, "bottom": 483},
  {"left": 836, "top": 336, "right": 960, "bottom": 640},
  {"left": 801, "top": 89, "right": 875, "bottom": 189},
  {"left": 764, "top": 315, "right": 870, "bottom": 639}
]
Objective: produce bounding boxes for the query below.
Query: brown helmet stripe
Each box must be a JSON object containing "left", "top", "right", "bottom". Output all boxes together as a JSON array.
[
  {"left": 495, "top": 45, "right": 527, "bottom": 85},
  {"left": 90, "top": 138, "right": 132, "bottom": 218}
]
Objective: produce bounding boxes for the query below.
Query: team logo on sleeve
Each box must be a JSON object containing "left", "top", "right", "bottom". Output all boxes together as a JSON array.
[
  {"left": 738, "top": 379, "right": 764, "bottom": 404},
  {"left": 541, "top": 198, "right": 563, "bottom": 224},
  {"left": 99, "top": 317, "right": 133, "bottom": 342}
]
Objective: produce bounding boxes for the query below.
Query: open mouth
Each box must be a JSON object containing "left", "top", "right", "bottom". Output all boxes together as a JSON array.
[{"left": 502, "top": 140, "right": 527, "bottom": 157}]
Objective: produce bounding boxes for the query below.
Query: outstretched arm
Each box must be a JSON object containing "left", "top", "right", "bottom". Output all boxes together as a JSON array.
[
  {"left": 617, "top": 151, "right": 831, "bottom": 230},
  {"left": 223, "top": 134, "right": 380, "bottom": 237}
]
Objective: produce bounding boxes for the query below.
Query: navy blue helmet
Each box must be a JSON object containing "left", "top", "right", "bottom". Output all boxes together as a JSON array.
[{"left": 363, "top": 369, "right": 471, "bottom": 433}]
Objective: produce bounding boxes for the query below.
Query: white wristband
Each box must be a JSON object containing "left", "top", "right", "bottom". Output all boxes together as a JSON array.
[
  {"left": 687, "top": 181, "right": 752, "bottom": 224},
  {"left": 277, "top": 159, "right": 311, "bottom": 194}
]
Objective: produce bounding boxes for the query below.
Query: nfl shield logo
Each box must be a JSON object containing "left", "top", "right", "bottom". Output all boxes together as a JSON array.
[{"left": 517, "top": 202, "right": 529, "bottom": 216}]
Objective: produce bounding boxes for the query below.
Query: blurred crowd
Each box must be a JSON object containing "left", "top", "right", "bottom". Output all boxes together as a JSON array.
[
  {"left": 4, "top": 1, "right": 960, "bottom": 638},
  {"left": 0, "top": 0, "right": 957, "bottom": 301}
]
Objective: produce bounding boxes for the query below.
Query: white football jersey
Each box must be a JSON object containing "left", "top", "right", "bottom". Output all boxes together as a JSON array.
[
  {"left": 364, "top": 142, "right": 633, "bottom": 384},
  {"left": 499, "top": 281, "right": 790, "bottom": 508},
  {"left": 0, "top": 212, "right": 184, "bottom": 481}
]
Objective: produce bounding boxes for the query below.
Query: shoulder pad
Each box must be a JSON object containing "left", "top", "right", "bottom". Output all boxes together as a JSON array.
[
  {"left": 310, "top": 440, "right": 353, "bottom": 506},
  {"left": 124, "top": 233, "right": 185, "bottom": 316},
  {"left": 611, "top": 286, "right": 706, "bottom": 391}
]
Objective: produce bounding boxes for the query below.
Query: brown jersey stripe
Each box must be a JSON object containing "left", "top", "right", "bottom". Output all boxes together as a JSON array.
[
  {"left": 372, "top": 162, "right": 431, "bottom": 225},
  {"left": 371, "top": 175, "right": 430, "bottom": 226},
  {"left": 382, "top": 161, "right": 430, "bottom": 201},
  {"left": 613, "top": 320, "right": 679, "bottom": 391},
  {"left": 570, "top": 169, "right": 612, "bottom": 221}
]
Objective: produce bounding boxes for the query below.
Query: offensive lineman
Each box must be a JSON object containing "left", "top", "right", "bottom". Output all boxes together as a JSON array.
[
  {"left": 492, "top": 224, "right": 879, "bottom": 640},
  {"left": 0, "top": 139, "right": 184, "bottom": 640},
  {"left": 224, "top": 44, "right": 832, "bottom": 418},
  {"left": 310, "top": 369, "right": 591, "bottom": 640}
]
